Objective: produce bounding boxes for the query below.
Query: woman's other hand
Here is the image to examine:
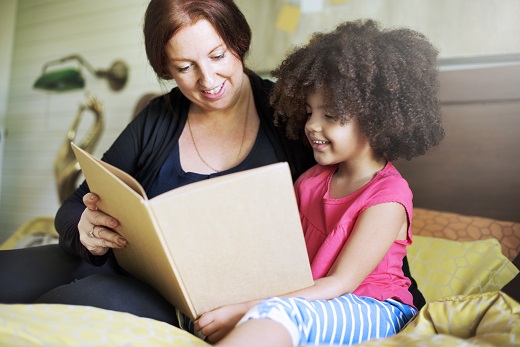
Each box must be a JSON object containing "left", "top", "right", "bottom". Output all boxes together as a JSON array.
[{"left": 78, "top": 192, "right": 127, "bottom": 256}]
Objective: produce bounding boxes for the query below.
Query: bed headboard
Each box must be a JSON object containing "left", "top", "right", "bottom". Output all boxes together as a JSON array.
[{"left": 395, "top": 58, "right": 520, "bottom": 223}]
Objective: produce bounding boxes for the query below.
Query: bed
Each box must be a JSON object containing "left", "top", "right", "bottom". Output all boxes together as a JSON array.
[
  {"left": 0, "top": 207, "right": 518, "bottom": 346},
  {"left": 1, "top": 61, "right": 520, "bottom": 345}
]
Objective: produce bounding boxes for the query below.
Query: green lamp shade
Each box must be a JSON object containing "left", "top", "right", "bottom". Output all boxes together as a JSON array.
[{"left": 33, "top": 68, "right": 85, "bottom": 92}]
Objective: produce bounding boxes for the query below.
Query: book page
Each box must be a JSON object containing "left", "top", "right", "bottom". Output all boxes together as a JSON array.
[{"left": 149, "top": 162, "right": 313, "bottom": 318}]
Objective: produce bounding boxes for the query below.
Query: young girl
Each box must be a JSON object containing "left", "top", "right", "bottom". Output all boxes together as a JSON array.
[{"left": 196, "top": 19, "right": 445, "bottom": 346}]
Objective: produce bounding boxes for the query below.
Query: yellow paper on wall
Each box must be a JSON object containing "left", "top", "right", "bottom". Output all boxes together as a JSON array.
[{"left": 276, "top": 4, "right": 300, "bottom": 33}]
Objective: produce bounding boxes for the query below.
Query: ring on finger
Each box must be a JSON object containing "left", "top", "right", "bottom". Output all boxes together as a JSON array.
[{"left": 89, "top": 225, "right": 95, "bottom": 238}]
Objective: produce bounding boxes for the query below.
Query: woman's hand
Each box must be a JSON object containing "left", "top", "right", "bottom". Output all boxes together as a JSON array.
[
  {"left": 194, "top": 302, "right": 251, "bottom": 344},
  {"left": 78, "top": 192, "right": 127, "bottom": 256}
]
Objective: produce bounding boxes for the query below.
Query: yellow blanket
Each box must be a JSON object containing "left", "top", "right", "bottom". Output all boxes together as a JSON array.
[{"left": 0, "top": 291, "right": 518, "bottom": 346}]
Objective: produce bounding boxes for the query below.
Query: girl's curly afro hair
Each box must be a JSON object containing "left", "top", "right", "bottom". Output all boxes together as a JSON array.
[{"left": 271, "top": 19, "right": 445, "bottom": 161}]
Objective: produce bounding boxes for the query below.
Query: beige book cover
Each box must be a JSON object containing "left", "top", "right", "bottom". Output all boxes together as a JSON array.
[{"left": 71, "top": 143, "right": 313, "bottom": 320}]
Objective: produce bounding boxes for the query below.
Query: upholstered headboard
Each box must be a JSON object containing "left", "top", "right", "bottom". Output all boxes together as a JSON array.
[{"left": 395, "top": 61, "right": 520, "bottom": 223}]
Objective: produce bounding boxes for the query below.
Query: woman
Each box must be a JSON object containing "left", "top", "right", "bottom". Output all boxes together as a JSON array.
[{"left": 0, "top": 0, "right": 423, "bottom": 335}]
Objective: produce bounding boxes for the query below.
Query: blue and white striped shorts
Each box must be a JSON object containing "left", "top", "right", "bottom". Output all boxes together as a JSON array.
[{"left": 237, "top": 294, "right": 417, "bottom": 346}]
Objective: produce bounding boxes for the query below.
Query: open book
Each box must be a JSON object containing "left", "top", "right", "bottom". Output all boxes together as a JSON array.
[{"left": 71, "top": 143, "right": 313, "bottom": 320}]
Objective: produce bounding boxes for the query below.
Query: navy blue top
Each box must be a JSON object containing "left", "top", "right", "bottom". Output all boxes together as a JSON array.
[{"left": 147, "top": 125, "right": 277, "bottom": 198}]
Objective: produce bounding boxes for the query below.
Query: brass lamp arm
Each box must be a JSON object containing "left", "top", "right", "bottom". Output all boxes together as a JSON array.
[{"left": 41, "top": 54, "right": 97, "bottom": 75}]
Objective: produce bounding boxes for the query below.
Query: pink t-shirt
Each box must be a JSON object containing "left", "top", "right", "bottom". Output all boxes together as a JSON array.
[{"left": 294, "top": 162, "right": 415, "bottom": 308}]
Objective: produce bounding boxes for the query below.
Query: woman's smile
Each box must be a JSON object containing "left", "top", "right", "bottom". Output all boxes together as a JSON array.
[{"left": 203, "top": 82, "right": 224, "bottom": 95}]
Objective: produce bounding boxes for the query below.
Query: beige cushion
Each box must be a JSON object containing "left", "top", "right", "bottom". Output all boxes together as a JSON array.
[{"left": 413, "top": 208, "right": 520, "bottom": 260}]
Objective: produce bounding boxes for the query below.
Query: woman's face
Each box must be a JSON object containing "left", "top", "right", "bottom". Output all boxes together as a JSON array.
[{"left": 165, "top": 19, "right": 246, "bottom": 113}]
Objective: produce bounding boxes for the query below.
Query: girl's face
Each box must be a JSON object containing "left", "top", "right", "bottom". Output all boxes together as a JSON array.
[
  {"left": 165, "top": 19, "right": 246, "bottom": 113},
  {"left": 305, "top": 91, "right": 371, "bottom": 166}
]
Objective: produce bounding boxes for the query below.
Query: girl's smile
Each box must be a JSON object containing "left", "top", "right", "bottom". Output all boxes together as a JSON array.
[{"left": 308, "top": 137, "right": 331, "bottom": 151}]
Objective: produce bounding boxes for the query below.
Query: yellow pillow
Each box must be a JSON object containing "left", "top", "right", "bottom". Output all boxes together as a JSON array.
[
  {"left": 0, "top": 216, "right": 57, "bottom": 250},
  {"left": 408, "top": 235, "right": 519, "bottom": 302}
]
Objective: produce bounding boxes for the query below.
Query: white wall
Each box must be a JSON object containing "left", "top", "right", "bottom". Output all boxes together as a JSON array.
[
  {"left": 0, "top": 0, "right": 167, "bottom": 240},
  {"left": 0, "top": 0, "right": 18, "bottom": 206},
  {"left": 0, "top": 1, "right": 17, "bottom": 122},
  {"left": 1, "top": 0, "right": 520, "bottom": 241},
  {"left": 237, "top": 0, "right": 520, "bottom": 73}
]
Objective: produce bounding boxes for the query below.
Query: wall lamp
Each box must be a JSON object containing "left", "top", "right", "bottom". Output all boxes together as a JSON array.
[{"left": 33, "top": 54, "right": 129, "bottom": 92}]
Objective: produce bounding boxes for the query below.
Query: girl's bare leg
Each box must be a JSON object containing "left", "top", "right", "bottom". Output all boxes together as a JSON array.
[{"left": 216, "top": 319, "right": 293, "bottom": 347}]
